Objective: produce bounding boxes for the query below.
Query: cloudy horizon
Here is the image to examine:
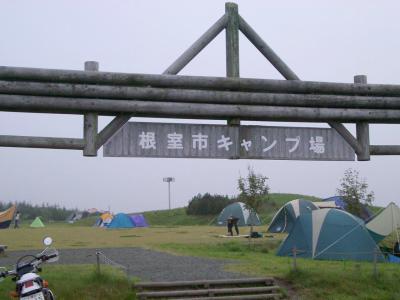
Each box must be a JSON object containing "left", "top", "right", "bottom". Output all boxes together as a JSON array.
[{"left": 1, "top": 0, "right": 399, "bottom": 213}]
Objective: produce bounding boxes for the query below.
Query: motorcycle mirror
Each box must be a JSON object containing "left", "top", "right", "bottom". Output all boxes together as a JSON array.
[{"left": 43, "top": 237, "right": 53, "bottom": 246}]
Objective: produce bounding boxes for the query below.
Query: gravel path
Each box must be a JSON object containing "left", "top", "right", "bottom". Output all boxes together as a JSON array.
[{"left": 0, "top": 247, "right": 248, "bottom": 282}]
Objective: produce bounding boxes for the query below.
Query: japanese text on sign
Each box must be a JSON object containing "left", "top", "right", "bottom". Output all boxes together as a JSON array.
[{"left": 103, "top": 122, "right": 355, "bottom": 161}]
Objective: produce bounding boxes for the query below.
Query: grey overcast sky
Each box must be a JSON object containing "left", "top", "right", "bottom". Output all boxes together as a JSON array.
[{"left": 1, "top": 0, "right": 400, "bottom": 213}]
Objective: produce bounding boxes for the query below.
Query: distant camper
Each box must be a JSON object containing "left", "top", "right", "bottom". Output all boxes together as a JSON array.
[
  {"left": 227, "top": 215, "right": 239, "bottom": 236},
  {"left": 14, "top": 211, "right": 20, "bottom": 229}
]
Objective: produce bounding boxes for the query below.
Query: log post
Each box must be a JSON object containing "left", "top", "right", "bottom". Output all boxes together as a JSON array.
[
  {"left": 83, "top": 61, "right": 99, "bottom": 156},
  {"left": 292, "top": 247, "right": 297, "bottom": 271},
  {"left": 355, "top": 75, "right": 370, "bottom": 161},
  {"left": 226, "top": 3, "right": 240, "bottom": 129}
]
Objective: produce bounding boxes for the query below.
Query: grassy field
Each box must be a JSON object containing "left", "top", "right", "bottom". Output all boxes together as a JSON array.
[
  {"left": 1, "top": 224, "right": 399, "bottom": 299},
  {"left": 0, "top": 265, "right": 135, "bottom": 299},
  {"left": 0, "top": 225, "right": 267, "bottom": 250},
  {"left": 1, "top": 194, "right": 395, "bottom": 299},
  {"left": 159, "top": 241, "right": 400, "bottom": 300}
]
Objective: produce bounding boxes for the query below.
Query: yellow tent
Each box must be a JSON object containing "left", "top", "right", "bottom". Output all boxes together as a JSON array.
[
  {"left": 95, "top": 212, "right": 113, "bottom": 227},
  {"left": 0, "top": 205, "right": 16, "bottom": 229},
  {"left": 100, "top": 213, "right": 113, "bottom": 221}
]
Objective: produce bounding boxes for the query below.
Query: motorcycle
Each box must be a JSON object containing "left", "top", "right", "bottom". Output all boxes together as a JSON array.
[{"left": 0, "top": 236, "right": 59, "bottom": 300}]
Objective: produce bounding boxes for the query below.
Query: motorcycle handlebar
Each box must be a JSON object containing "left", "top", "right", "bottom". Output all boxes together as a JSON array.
[
  {"left": 43, "top": 254, "right": 58, "bottom": 261},
  {"left": 0, "top": 270, "right": 16, "bottom": 278}
]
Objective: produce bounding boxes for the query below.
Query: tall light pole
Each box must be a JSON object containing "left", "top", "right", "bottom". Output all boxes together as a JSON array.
[{"left": 163, "top": 177, "right": 175, "bottom": 210}]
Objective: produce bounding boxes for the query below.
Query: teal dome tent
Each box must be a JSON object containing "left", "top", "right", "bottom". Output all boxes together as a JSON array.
[
  {"left": 217, "top": 202, "right": 261, "bottom": 226},
  {"left": 267, "top": 199, "right": 319, "bottom": 233},
  {"left": 277, "top": 208, "right": 384, "bottom": 262}
]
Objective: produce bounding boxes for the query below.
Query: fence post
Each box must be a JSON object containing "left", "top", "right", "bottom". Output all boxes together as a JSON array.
[
  {"left": 373, "top": 249, "right": 377, "bottom": 279},
  {"left": 96, "top": 251, "right": 101, "bottom": 274},
  {"left": 292, "top": 247, "right": 297, "bottom": 271}
]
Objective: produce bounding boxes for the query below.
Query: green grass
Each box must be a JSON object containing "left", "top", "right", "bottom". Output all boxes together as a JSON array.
[
  {"left": 72, "top": 215, "right": 99, "bottom": 227},
  {"left": 0, "top": 265, "right": 135, "bottom": 300},
  {"left": 143, "top": 208, "right": 215, "bottom": 226},
  {"left": 158, "top": 241, "right": 400, "bottom": 300},
  {"left": 1, "top": 223, "right": 398, "bottom": 299}
]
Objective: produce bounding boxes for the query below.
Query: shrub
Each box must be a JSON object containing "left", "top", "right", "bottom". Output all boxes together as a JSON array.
[{"left": 186, "top": 193, "right": 233, "bottom": 215}]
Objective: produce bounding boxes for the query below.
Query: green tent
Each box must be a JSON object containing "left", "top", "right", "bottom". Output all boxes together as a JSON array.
[
  {"left": 277, "top": 208, "right": 384, "bottom": 262},
  {"left": 30, "top": 217, "right": 45, "bottom": 228},
  {"left": 217, "top": 202, "right": 261, "bottom": 226}
]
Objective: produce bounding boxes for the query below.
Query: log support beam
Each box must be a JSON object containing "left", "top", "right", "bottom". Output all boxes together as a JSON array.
[
  {"left": 354, "top": 75, "right": 370, "bottom": 161},
  {"left": 0, "top": 3, "right": 398, "bottom": 159},
  {"left": 83, "top": 61, "right": 99, "bottom": 156}
]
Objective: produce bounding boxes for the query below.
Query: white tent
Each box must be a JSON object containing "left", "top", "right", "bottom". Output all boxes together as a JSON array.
[{"left": 366, "top": 202, "right": 400, "bottom": 242}]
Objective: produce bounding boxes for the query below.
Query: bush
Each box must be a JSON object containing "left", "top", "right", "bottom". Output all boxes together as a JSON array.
[{"left": 186, "top": 193, "right": 233, "bottom": 215}]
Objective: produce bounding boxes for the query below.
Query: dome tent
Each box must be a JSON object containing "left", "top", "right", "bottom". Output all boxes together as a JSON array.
[
  {"left": 366, "top": 202, "right": 400, "bottom": 243},
  {"left": 107, "top": 213, "right": 135, "bottom": 229},
  {"left": 267, "top": 199, "right": 319, "bottom": 233},
  {"left": 95, "top": 212, "right": 113, "bottom": 227},
  {"left": 216, "top": 202, "right": 261, "bottom": 226},
  {"left": 277, "top": 208, "right": 384, "bottom": 262},
  {"left": 129, "top": 214, "right": 149, "bottom": 227}
]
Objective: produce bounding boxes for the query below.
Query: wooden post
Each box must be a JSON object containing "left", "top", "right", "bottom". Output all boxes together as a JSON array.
[
  {"left": 96, "top": 251, "right": 101, "bottom": 274},
  {"left": 354, "top": 75, "right": 370, "bottom": 161},
  {"left": 83, "top": 61, "right": 99, "bottom": 156},
  {"left": 226, "top": 2, "right": 240, "bottom": 129},
  {"left": 292, "top": 247, "right": 297, "bottom": 271},
  {"left": 373, "top": 249, "right": 377, "bottom": 278}
]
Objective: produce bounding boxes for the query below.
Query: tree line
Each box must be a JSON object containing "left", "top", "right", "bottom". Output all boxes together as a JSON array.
[
  {"left": 0, "top": 201, "right": 78, "bottom": 221},
  {"left": 187, "top": 166, "right": 374, "bottom": 219}
]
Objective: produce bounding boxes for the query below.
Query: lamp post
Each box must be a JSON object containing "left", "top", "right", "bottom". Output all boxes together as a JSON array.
[{"left": 163, "top": 177, "right": 175, "bottom": 210}]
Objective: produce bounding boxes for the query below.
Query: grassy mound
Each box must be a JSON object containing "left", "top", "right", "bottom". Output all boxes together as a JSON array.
[
  {"left": 143, "top": 193, "right": 321, "bottom": 226},
  {"left": 66, "top": 193, "right": 321, "bottom": 227}
]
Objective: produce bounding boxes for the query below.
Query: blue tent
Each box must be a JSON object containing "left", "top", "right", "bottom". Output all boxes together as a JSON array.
[
  {"left": 107, "top": 213, "right": 135, "bottom": 229},
  {"left": 323, "top": 196, "right": 373, "bottom": 221},
  {"left": 323, "top": 196, "right": 346, "bottom": 209},
  {"left": 277, "top": 208, "right": 384, "bottom": 262},
  {"left": 267, "top": 199, "right": 319, "bottom": 233},
  {"left": 388, "top": 254, "right": 400, "bottom": 263}
]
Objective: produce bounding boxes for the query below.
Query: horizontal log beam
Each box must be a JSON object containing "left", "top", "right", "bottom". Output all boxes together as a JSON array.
[
  {"left": 0, "top": 135, "right": 84, "bottom": 149},
  {"left": 134, "top": 277, "right": 274, "bottom": 289},
  {"left": 2, "top": 94, "right": 400, "bottom": 123},
  {"left": 170, "top": 294, "right": 282, "bottom": 300},
  {"left": 2, "top": 80, "right": 400, "bottom": 109},
  {"left": 137, "top": 286, "right": 280, "bottom": 298},
  {"left": 3, "top": 66, "right": 400, "bottom": 96},
  {"left": 370, "top": 145, "right": 400, "bottom": 155}
]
